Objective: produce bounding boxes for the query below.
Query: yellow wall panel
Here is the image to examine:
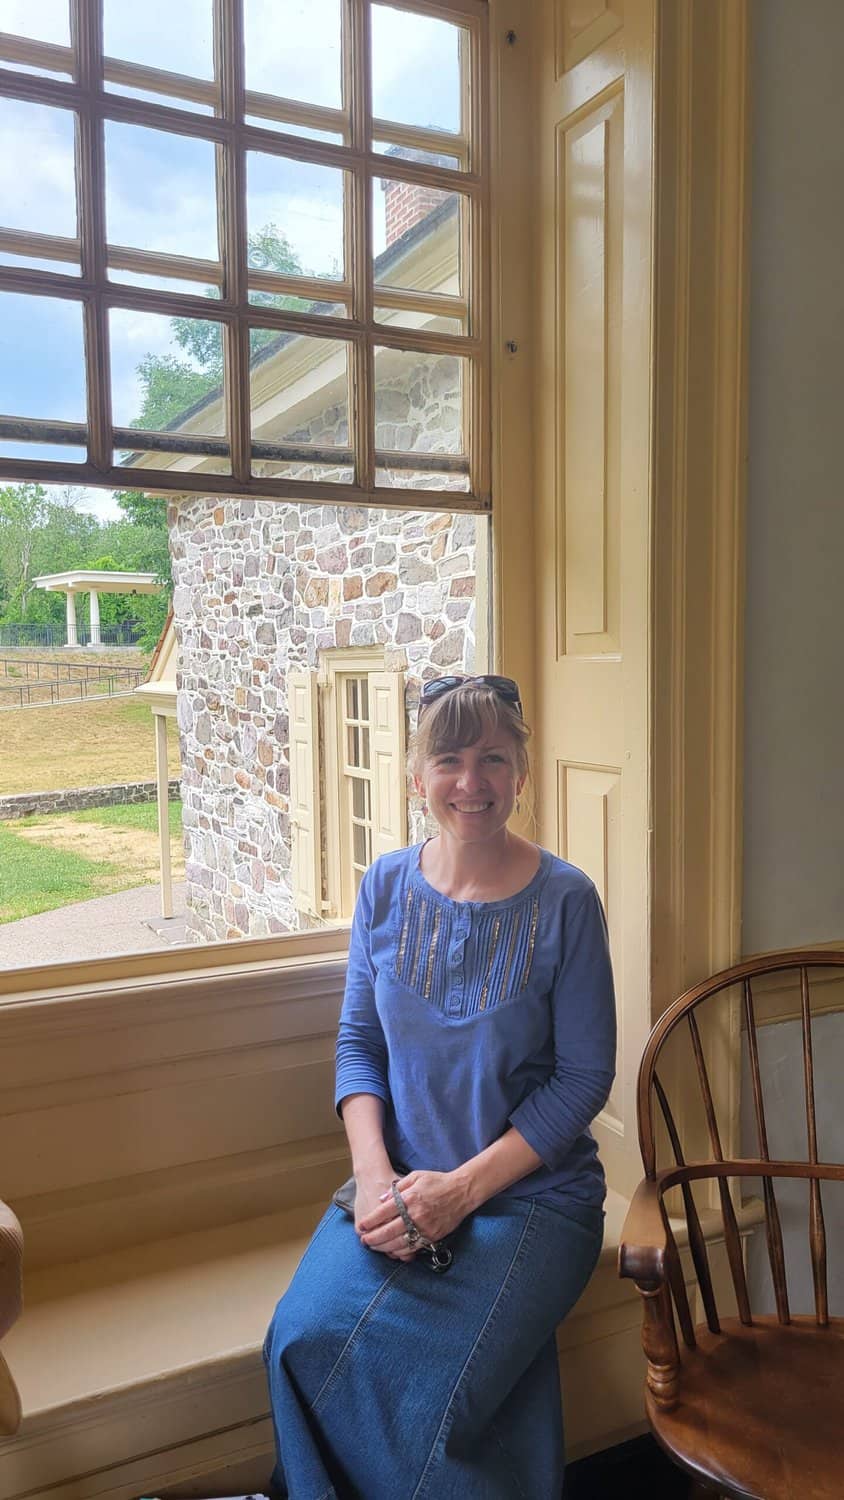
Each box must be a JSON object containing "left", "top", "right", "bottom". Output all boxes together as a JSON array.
[{"left": 557, "top": 0, "right": 624, "bottom": 74}]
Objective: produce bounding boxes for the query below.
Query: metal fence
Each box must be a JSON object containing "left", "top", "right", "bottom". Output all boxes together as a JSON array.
[
  {"left": 0, "top": 622, "right": 146, "bottom": 649},
  {"left": 0, "top": 657, "right": 145, "bottom": 708}
]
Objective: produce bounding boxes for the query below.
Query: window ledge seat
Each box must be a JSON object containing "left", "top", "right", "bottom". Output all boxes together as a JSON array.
[
  {"left": 2, "top": 1200, "right": 324, "bottom": 1500},
  {"left": 1, "top": 1188, "right": 646, "bottom": 1500}
]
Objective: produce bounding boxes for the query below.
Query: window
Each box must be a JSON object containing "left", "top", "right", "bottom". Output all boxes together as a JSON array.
[
  {"left": 317, "top": 651, "right": 410, "bottom": 918},
  {"left": 0, "top": 1, "right": 492, "bottom": 962},
  {"left": 0, "top": 0, "right": 490, "bottom": 512}
]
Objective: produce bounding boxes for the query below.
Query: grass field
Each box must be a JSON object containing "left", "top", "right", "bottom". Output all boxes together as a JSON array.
[
  {"left": 0, "top": 800, "right": 184, "bottom": 923},
  {"left": 1, "top": 698, "right": 181, "bottom": 794}
]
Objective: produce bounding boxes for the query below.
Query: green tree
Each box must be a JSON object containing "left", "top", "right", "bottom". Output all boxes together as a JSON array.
[
  {"left": 132, "top": 352, "right": 221, "bottom": 431},
  {"left": 0, "top": 485, "right": 99, "bottom": 625},
  {"left": 132, "top": 225, "right": 307, "bottom": 429},
  {"left": 105, "top": 503, "right": 173, "bottom": 649},
  {"left": 0, "top": 483, "right": 49, "bottom": 620}
]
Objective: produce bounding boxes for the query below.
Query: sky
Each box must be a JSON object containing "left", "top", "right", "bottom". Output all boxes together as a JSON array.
[{"left": 0, "top": 0, "right": 463, "bottom": 520}]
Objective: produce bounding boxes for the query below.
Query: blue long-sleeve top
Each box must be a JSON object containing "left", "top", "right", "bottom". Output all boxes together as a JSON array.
[{"left": 335, "top": 843, "right": 617, "bottom": 1213}]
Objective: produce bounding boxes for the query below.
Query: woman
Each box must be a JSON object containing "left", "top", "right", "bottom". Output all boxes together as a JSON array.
[{"left": 264, "top": 676, "right": 616, "bottom": 1499}]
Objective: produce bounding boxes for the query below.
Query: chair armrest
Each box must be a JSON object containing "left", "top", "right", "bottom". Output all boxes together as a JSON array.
[
  {"left": 618, "top": 1177, "right": 668, "bottom": 1285},
  {"left": 0, "top": 1199, "right": 23, "bottom": 1437},
  {"left": 0, "top": 1200, "right": 23, "bottom": 1342},
  {"left": 617, "top": 1178, "right": 681, "bottom": 1411}
]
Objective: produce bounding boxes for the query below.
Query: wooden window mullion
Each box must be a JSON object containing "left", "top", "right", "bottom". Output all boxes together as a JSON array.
[
  {"left": 467, "top": 8, "right": 490, "bottom": 502},
  {"left": 218, "top": 0, "right": 250, "bottom": 485},
  {"left": 348, "top": 0, "right": 375, "bottom": 491},
  {"left": 73, "top": 0, "right": 111, "bottom": 474}
]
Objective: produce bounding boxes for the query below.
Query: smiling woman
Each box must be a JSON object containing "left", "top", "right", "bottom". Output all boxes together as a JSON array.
[{"left": 263, "top": 678, "right": 616, "bottom": 1496}]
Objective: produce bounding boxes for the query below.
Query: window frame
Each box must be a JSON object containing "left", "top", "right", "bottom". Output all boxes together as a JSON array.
[
  {"left": 321, "top": 645, "right": 403, "bottom": 920},
  {"left": 0, "top": 0, "right": 491, "bottom": 512}
]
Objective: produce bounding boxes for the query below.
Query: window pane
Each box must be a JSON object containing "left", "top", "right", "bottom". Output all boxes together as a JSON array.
[
  {"left": 353, "top": 820, "right": 368, "bottom": 867},
  {"left": 247, "top": 283, "right": 348, "bottom": 318},
  {"left": 371, "top": 5, "right": 464, "bottom": 135},
  {"left": 374, "top": 140, "right": 460, "bottom": 171},
  {"left": 105, "top": 122, "right": 219, "bottom": 276},
  {"left": 250, "top": 330, "right": 353, "bottom": 483},
  {"left": 374, "top": 346, "right": 469, "bottom": 492},
  {"left": 346, "top": 677, "right": 359, "bottom": 719},
  {"left": 0, "top": 0, "right": 70, "bottom": 49},
  {"left": 360, "top": 726, "right": 370, "bottom": 766},
  {"left": 352, "top": 813, "right": 373, "bottom": 870},
  {"left": 0, "top": 98, "right": 77, "bottom": 241},
  {"left": 0, "top": 293, "right": 86, "bottom": 461},
  {"left": 103, "top": 0, "right": 214, "bottom": 82},
  {"left": 360, "top": 678, "right": 369, "bottom": 719},
  {"left": 348, "top": 724, "right": 360, "bottom": 766},
  {"left": 245, "top": 117, "right": 344, "bottom": 146},
  {"left": 247, "top": 154, "right": 345, "bottom": 283},
  {"left": 103, "top": 81, "right": 214, "bottom": 117},
  {"left": 374, "top": 306, "right": 464, "bottom": 336},
  {"left": 374, "top": 173, "right": 465, "bottom": 297},
  {"left": 110, "top": 308, "right": 228, "bottom": 473},
  {"left": 244, "top": 0, "right": 343, "bottom": 110},
  {"left": 352, "top": 776, "right": 367, "bottom": 819}
]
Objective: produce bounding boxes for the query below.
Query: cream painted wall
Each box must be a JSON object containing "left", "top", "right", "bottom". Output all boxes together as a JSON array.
[{"left": 743, "top": 0, "right": 844, "bottom": 953}]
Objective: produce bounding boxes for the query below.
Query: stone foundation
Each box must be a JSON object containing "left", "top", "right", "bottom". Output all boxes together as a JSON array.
[{"left": 0, "top": 779, "right": 181, "bottom": 821}]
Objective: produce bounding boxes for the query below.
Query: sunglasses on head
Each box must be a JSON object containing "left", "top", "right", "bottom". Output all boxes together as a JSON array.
[{"left": 418, "top": 675, "right": 523, "bottom": 718}]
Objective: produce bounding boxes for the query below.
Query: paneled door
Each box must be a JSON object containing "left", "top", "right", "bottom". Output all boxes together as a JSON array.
[{"left": 534, "top": 0, "right": 655, "bottom": 1197}]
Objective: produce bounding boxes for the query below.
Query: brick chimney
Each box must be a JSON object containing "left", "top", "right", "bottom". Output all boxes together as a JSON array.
[{"left": 380, "top": 146, "right": 452, "bottom": 248}]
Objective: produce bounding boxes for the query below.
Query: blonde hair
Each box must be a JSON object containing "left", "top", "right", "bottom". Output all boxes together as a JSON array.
[{"left": 409, "top": 680, "right": 532, "bottom": 782}]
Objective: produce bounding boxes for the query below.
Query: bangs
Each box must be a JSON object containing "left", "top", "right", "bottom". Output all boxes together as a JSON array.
[{"left": 413, "top": 684, "right": 530, "bottom": 779}]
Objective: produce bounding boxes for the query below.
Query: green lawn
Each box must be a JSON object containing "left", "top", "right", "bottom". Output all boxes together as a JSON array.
[
  {"left": 73, "top": 799, "right": 183, "bottom": 837},
  {"left": 0, "top": 800, "right": 183, "bottom": 924},
  {"left": 0, "top": 820, "right": 114, "bottom": 924}
]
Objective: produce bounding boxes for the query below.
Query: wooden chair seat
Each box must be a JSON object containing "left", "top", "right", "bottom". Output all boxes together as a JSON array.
[
  {"left": 619, "top": 950, "right": 844, "bottom": 1500},
  {"left": 649, "top": 1316, "right": 844, "bottom": 1499}
]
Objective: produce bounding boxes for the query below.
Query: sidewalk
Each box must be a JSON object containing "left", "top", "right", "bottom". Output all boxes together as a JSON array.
[{"left": 0, "top": 882, "right": 189, "bottom": 969}]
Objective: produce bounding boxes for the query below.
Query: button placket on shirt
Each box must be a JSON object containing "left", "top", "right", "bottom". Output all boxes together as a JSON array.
[{"left": 447, "top": 913, "right": 470, "bottom": 1015}]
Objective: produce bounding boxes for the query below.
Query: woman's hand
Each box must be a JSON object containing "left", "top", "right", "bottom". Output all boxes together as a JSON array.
[
  {"left": 357, "top": 1169, "right": 473, "bottom": 1258},
  {"left": 353, "top": 1170, "right": 396, "bottom": 1237}
]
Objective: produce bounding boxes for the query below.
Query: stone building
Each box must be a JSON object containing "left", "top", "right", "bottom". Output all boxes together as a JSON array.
[{"left": 143, "top": 176, "right": 486, "bottom": 943}]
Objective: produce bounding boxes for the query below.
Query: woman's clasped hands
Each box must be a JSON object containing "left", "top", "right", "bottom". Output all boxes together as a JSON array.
[{"left": 357, "top": 1168, "right": 472, "bottom": 1261}]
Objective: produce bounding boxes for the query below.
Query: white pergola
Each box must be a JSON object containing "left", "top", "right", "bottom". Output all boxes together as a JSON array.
[{"left": 32, "top": 570, "right": 163, "bottom": 648}]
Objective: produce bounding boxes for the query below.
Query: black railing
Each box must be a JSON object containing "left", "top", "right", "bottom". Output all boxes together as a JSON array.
[
  {"left": 0, "top": 622, "right": 146, "bottom": 649},
  {"left": 0, "top": 659, "right": 144, "bottom": 708}
]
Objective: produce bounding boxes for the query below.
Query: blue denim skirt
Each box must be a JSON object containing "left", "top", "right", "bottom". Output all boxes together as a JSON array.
[{"left": 263, "top": 1195, "right": 603, "bottom": 1500}]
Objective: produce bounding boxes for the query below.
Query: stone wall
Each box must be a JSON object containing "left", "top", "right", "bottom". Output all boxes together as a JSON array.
[
  {"left": 169, "top": 329, "right": 483, "bottom": 946},
  {"left": 171, "top": 496, "right": 478, "bottom": 944},
  {"left": 0, "top": 779, "right": 181, "bottom": 821}
]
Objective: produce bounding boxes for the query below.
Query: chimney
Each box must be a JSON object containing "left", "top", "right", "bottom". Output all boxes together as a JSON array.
[{"left": 380, "top": 147, "right": 452, "bottom": 248}]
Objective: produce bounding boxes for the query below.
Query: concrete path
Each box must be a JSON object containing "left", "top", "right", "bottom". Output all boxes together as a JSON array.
[{"left": 0, "top": 882, "right": 189, "bottom": 970}]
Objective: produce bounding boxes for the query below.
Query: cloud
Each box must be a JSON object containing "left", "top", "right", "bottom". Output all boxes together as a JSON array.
[
  {"left": 71, "top": 486, "right": 123, "bottom": 522},
  {"left": 0, "top": 97, "right": 77, "bottom": 238}
]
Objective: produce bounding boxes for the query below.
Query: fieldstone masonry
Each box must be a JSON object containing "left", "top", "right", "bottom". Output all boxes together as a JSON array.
[
  {"left": 0, "top": 779, "right": 181, "bottom": 821},
  {"left": 170, "top": 498, "right": 479, "bottom": 943}
]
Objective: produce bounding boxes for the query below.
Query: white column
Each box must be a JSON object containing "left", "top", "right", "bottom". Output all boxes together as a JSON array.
[
  {"left": 64, "top": 590, "right": 78, "bottom": 648},
  {"left": 89, "top": 589, "right": 101, "bottom": 647},
  {"left": 155, "top": 712, "right": 174, "bottom": 919}
]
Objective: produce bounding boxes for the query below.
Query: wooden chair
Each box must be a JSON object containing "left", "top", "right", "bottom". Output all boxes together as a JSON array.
[{"left": 619, "top": 948, "right": 844, "bottom": 1500}]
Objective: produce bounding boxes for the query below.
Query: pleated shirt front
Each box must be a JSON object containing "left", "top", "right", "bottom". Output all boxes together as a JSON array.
[{"left": 335, "top": 842, "right": 617, "bottom": 1211}]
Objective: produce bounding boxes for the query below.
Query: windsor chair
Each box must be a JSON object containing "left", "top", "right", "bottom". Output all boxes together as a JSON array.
[{"left": 619, "top": 949, "right": 844, "bottom": 1500}]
